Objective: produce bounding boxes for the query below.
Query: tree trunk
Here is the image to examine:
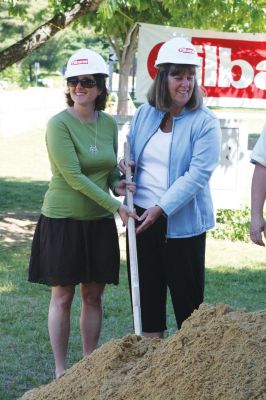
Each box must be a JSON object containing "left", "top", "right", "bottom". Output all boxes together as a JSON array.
[
  {"left": 0, "top": 0, "right": 102, "bottom": 71},
  {"left": 117, "top": 58, "right": 131, "bottom": 115},
  {"left": 110, "top": 23, "right": 139, "bottom": 116}
]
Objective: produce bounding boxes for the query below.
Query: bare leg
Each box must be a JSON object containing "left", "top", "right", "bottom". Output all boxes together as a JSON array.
[
  {"left": 48, "top": 285, "right": 75, "bottom": 378},
  {"left": 143, "top": 332, "right": 164, "bottom": 339},
  {"left": 80, "top": 282, "right": 105, "bottom": 356}
]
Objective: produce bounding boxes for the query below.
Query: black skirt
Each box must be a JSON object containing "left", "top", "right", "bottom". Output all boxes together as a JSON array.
[{"left": 28, "top": 215, "right": 120, "bottom": 286}]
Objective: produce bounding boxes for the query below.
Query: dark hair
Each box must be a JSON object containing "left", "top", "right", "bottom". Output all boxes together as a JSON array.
[
  {"left": 147, "top": 64, "right": 203, "bottom": 112},
  {"left": 65, "top": 74, "right": 109, "bottom": 111}
]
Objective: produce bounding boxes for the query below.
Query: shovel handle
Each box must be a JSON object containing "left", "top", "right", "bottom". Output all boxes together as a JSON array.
[
  {"left": 124, "top": 140, "right": 142, "bottom": 335},
  {"left": 124, "top": 141, "right": 134, "bottom": 211}
]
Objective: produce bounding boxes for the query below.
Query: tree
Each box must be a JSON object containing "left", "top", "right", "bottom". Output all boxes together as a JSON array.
[
  {"left": 0, "top": 0, "right": 103, "bottom": 71},
  {"left": 0, "top": 1, "right": 110, "bottom": 85},
  {"left": 0, "top": 0, "right": 54, "bottom": 86},
  {"left": 0, "top": 0, "right": 265, "bottom": 115},
  {"left": 0, "top": 0, "right": 172, "bottom": 114},
  {"left": 0, "top": 0, "right": 52, "bottom": 51},
  {"left": 163, "top": 0, "right": 266, "bottom": 33},
  {"left": 85, "top": 0, "right": 266, "bottom": 114},
  {"left": 85, "top": 1, "right": 171, "bottom": 114},
  {"left": 20, "top": 26, "right": 109, "bottom": 84}
]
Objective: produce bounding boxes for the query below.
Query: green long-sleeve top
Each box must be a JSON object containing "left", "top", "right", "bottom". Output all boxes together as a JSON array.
[{"left": 41, "top": 109, "right": 121, "bottom": 220}]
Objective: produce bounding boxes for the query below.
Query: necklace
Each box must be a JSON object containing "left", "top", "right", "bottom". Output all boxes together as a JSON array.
[
  {"left": 69, "top": 109, "right": 99, "bottom": 153},
  {"left": 89, "top": 114, "right": 98, "bottom": 153}
]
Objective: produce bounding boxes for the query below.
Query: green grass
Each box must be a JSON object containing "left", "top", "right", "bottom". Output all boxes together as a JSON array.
[
  {"left": 0, "top": 129, "right": 51, "bottom": 182},
  {"left": 1, "top": 234, "right": 265, "bottom": 399},
  {"left": 1, "top": 129, "right": 266, "bottom": 399},
  {"left": 0, "top": 243, "right": 133, "bottom": 400},
  {"left": 0, "top": 178, "right": 48, "bottom": 215}
]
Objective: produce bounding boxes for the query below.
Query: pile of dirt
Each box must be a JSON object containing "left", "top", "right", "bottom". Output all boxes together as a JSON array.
[{"left": 20, "top": 303, "right": 266, "bottom": 400}]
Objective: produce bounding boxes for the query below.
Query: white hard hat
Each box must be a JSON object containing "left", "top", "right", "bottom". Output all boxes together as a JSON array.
[
  {"left": 155, "top": 37, "right": 201, "bottom": 67},
  {"left": 65, "top": 48, "right": 109, "bottom": 78}
]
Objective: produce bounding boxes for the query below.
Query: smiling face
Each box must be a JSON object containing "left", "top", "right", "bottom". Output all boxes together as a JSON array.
[
  {"left": 167, "top": 65, "right": 196, "bottom": 114},
  {"left": 68, "top": 74, "right": 102, "bottom": 107}
]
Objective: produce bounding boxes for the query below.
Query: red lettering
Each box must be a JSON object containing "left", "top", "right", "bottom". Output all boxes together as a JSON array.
[
  {"left": 146, "top": 38, "right": 266, "bottom": 100},
  {"left": 178, "top": 47, "right": 195, "bottom": 54},
  {"left": 71, "top": 59, "right": 88, "bottom": 65},
  {"left": 192, "top": 37, "right": 266, "bottom": 99}
]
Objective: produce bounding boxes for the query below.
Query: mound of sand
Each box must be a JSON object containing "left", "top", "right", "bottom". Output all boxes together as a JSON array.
[{"left": 20, "top": 304, "right": 266, "bottom": 400}]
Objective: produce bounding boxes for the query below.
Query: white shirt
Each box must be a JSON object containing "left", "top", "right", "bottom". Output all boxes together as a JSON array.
[
  {"left": 251, "top": 124, "right": 266, "bottom": 167},
  {"left": 134, "top": 127, "right": 173, "bottom": 209}
]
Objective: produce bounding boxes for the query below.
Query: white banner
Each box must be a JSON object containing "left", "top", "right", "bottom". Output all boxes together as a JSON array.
[{"left": 136, "top": 23, "right": 266, "bottom": 108}]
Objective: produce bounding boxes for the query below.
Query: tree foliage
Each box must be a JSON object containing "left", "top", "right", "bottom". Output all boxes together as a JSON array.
[
  {"left": 0, "top": 0, "right": 103, "bottom": 71},
  {"left": 0, "top": 0, "right": 52, "bottom": 50},
  {"left": 0, "top": 0, "right": 265, "bottom": 114},
  {"left": 93, "top": 0, "right": 171, "bottom": 57},
  {"left": 65, "top": 0, "right": 266, "bottom": 113},
  {"left": 1, "top": 0, "right": 265, "bottom": 70},
  {"left": 83, "top": 0, "right": 171, "bottom": 113},
  {"left": 163, "top": 0, "right": 266, "bottom": 33}
]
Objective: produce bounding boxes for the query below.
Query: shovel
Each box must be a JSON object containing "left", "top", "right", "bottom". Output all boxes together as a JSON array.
[{"left": 124, "top": 140, "right": 142, "bottom": 335}]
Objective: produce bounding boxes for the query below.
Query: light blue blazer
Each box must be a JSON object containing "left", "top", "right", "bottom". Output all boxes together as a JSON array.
[{"left": 128, "top": 104, "right": 221, "bottom": 238}]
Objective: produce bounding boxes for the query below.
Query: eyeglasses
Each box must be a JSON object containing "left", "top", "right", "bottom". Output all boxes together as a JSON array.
[{"left": 67, "top": 77, "right": 97, "bottom": 88}]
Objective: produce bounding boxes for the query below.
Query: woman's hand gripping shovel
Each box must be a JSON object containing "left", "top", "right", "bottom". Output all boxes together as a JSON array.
[{"left": 124, "top": 141, "right": 142, "bottom": 335}]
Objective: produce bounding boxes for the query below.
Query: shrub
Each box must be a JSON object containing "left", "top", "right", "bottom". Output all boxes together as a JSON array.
[
  {"left": 0, "top": 64, "right": 29, "bottom": 89},
  {"left": 209, "top": 207, "right": 250, "bottom": 242}
]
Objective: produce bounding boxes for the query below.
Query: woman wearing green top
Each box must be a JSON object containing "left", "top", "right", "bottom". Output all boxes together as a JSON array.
[{"left": 28, "top": 49, "right": 135, "bottom": 378}]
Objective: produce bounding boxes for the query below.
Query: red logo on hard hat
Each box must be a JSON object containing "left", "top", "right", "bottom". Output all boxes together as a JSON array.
[
  {"left": 71, "top": 59, "right": 88, "bottom": 65},
  {"left": 147, "top": 42, "right": 196, "bottom": 79},
  {"left": 178, "top": 47, "right": 195, "bottom": 54}
]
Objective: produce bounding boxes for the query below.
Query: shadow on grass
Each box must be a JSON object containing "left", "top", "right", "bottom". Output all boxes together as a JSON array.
[{"left": 0, "top": 178, "right": 48, "bottom": 248}]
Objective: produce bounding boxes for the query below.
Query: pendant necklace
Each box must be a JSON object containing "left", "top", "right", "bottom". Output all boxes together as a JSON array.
[
  {"left": 69, "top": 111, "right": 99, "bottom": 154},
  {"left": 89, "top": 113, "right": 98, "bottom": 153},
  {"left": 71, "top": 109, "right": 99, "bottom": 154}
]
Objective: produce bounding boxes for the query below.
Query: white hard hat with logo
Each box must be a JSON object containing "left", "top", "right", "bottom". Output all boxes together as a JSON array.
[
  {"left": 65, "top": 48, "right": 109, "bottom": 78},
  {"left": 155, "top": 37, "right": 201, "bottom": 67}
]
